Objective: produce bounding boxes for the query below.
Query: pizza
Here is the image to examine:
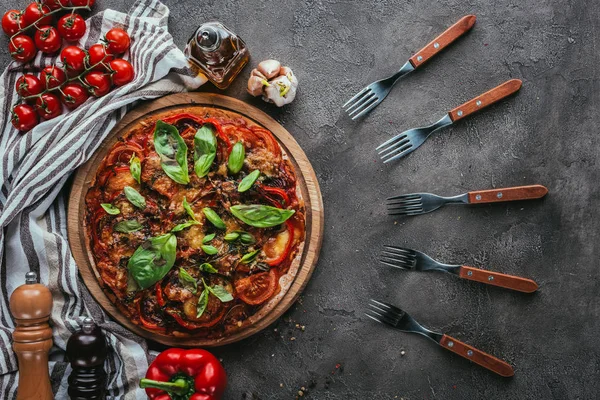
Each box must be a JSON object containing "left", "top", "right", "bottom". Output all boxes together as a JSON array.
[{"left": 84, "top": 108, "right": 305, "bottom": 337}]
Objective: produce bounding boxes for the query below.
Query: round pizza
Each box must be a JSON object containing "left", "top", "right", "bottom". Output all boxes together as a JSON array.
[{"left": 84, "top": 108, "right": 305, "bottom": 337}]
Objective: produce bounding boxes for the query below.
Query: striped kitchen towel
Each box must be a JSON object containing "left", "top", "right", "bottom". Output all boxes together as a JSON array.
[{"left": 0, "top": 0, "right": 206, "bottom": 398}]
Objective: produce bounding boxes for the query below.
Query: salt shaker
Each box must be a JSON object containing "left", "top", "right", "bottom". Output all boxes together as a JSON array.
[
  {"left": 66, "top": 317, "right": 108, "bottom": 400},
  {"left": 9, "top": 271, "right": 54, "bottom": 400}
]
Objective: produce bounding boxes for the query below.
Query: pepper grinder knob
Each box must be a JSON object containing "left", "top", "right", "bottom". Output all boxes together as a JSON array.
[{"left": 9, "top": 271, "right": 54, "bottom": 400}]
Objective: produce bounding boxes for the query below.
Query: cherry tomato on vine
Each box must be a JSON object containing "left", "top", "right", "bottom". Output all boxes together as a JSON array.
[
  {"left": 104, "top": 28, "right": 130, "bottom": 54},
  {"left": 2, "top": 9, "right": 22, "bottom": 35},
  {"left": 16, "top": 74, "right": 43, "bottom": 101},
  {"left": 84, "top": 71, "right": 111, "bottom": 96},
  {"left": 61, "top": 82, "right": 89, "bottom": 109},
  {"left": 109, "top": 59, "right": 134, "bottom": 86},
  {"left": 60, "top": 45, "right": 86, "bottom": 76},
  {"left": 57, "top": 13, "right": 86, "bottom": 42},
  {"left": 9, "top": 35, "right": 37, "bottom": 63},
  {"left": 34, "top": 25, "right": 61, "bottom": 53},
  {"left": 11, "top": 104, "right": 38, "bottom": 132},
  {"left": 87, "top": 43, "right": 113, "bottom": 71},
  {"left": 35, "top": 93, "right": 62, "bottom": 120},
  {"left": 43, "top": 0, "right": 68, "bottom": 10},
  {"left": 69, "top": 0, "right": 95, "bottom": 6},
  {"left": 40, "top": 65, "right": 67, "bottom": 89},
  {"left": 22, "top": 2, "right": 52, "bottom": 27}
]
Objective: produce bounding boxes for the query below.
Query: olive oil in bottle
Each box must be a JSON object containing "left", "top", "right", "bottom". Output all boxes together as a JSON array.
[{"left": 185, "top": 21, "right": 249, "bottom": 89}]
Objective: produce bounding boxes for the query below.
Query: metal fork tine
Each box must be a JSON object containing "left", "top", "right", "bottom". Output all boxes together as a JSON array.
[
  {"left": 351, "top": 99, "right": 381, "bottom": 120},
  {"left": 343, "top": 87, "right": 370, "bottom": 108},
  {"left": 381, "top": 250, "right": 414, "bottom": 259},
  {"left": 387, "top": 206, "right": 423, "bottom": 213},
  {"left": 387, "top": 200, "right": 422, "bottom": 208},
  {"left": 368, "top": 302, "right": 390, "bottom": 314},
  {"left": 376, "top": 132, "right": 409, "bottom": 151},
  {"left": 348, "top": 94, "right": 378, "bottom": 118},
  {"left": 382, "top": 145, "right": 414, "bottom": 163},
  {"left": 345, "top": 92, "right": 375, "bottom": 115},
  {"left": 372, "top": 299, "right": 405, "bottom": 316},
  {"left": 365, "top": 309, "right": 398, "bottom": 326},
  {"left": 383, "top": 246, "right": 416, "bottom": 256},
  {"left": 370, "top": 299, "right": 392, "bottom": 310},
  {"left": 388, "top": 209, "right": 424, "bottom": 216},
  {"left": 378, "top": 137, "right": 410, "bottom": 156},
  {"left": 381, "top": 142, "right": 412, "bottom": 160},
  {"left": 380, "top": 255, "right": 414, "bottom": 266},
  {"left": 387, "top": 194, "right": 420, "bottom": 201}
]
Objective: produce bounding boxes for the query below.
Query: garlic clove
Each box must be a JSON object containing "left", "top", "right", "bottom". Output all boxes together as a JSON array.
[
  {"left": 247, "top": 76, "right": 267, "bottom": 97},
  {"left": 257, "top": 60, "right": 282, "bottom": 79},
  {"left": 250, "top": 68, "right": 267, "bottom": 80},
  {"left": 263, "top": 75, "right": 297, "bottom": 107}
]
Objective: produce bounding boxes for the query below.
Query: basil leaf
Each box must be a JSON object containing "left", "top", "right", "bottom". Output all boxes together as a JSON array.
[
  {"left": 227, "top": 141, "right": 245, "bottom": 174},
  {"left": 196, "top": 289, "right": 209, "bottom": 318},
  {"left": 202, "top": 233, "right": 216, "bottom": 244},
  {"left": 171, "top": 220, "right": 199, "bottom": 232},
  {"left": 101, "top": 203, "right": 120, "bottom": 215},
  {"left": 240, "top": 249, "right": 260, "bottom": 264},
  {"left": 201, "top": 245, "right": 219, "bottom": 255},
  {"left": 124, "top": 186, "right": 146, "bottom": 209},
  {"left": 127, "top": 233, "right": 176, "bottom": 289},
  {"left": 194, "top": 124, "right": 217, "bottom": 178},
  {"left": 183, "top": 197, "right": 197, "bottom": 222},
  {"left": 230, "top": 204, "right": 295, "bottom": 228},
  {"left": 224, "top": 232, "right": 240, "bottom": 242},
  {"left": 114, "top": 220, "right": 143, "bottom": 233},
  {"left": 239, "top": 232, "right": 256, "bottom": 245},
  {"left": 209, "top": 284, "right": 234, "bottom": 302},
  {"left": 179, "top": 267, "right": 198, "bottom": 294},
  {"left": 153, "top": 120, "right": 189, "bottom": 185},
  {"left": 199, "top": 263, "right": 218, "bottom": 273},
  {"left": 238, "top": 170, "right": 260, "bottom": 193},
  {"left": 129, "top": 154, "right": 141, "bottom": 184},
  {"left": 202, "top": 207, "right": 226, "bottom": 229}
]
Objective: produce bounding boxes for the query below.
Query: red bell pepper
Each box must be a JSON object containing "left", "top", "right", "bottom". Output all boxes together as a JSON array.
[{"left": 140, "top": 348, "right": 227, "bottom": 400}]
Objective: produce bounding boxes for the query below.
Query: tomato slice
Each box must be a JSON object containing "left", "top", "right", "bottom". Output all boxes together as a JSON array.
[
  {"left": 264, "top": 220, "right": 294, "bottom": 266},
  {"left": 235, "top": 269, "right": 279, "bottom": 305},
  {"left": 166, "top": 293, "right": 226, "bottom": 330}
]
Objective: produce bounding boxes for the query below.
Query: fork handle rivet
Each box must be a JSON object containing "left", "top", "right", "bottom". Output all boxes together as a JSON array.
[
  {"left": 467, "top": 350, "right": 474, "bottom": 357},
  {"left": 417, "top": 55, "right": 423, "bottom": 62},
  {"left": 476, "top": 100, "right": 482, "bottom": 106},
  {"left": 475, "top": 194, "right": 482, "bottom": 201},
  {"left": 488, "top": 276, "right": 494, "bottom": 281},
  {"left": 467, "top": 271, "right": 473, "bottom": 276},
  {"left": 497, "top": 192, "right": 503, "bottom": 198},
  {"left": 457, "top": 110, "right": 463, "bottom": 116},
  {"left": 448, "top": 341, "right": 454, "bottom": 347},
  {"left": 433, "top": 42, "right": 440, "bottom": 49}
]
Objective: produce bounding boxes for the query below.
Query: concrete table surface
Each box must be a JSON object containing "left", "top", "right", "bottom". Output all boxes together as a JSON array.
[{"left": 2, "top": 0, "right": 599, "bottom": 399}]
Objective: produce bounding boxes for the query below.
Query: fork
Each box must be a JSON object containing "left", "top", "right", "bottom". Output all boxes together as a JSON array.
[
  {"left": 377, "top": 79, "right": 522, "bottom": 163},
  {"left": 387, "top": 184, "right": 548, "bottom": 216},
  {"left": 380, "top": 246, "right": 538, "bottom": 293},
  {"left": 366, "top": 299, "right": 514, "bottom": 377},
  {"left": 342, "top": 15, "right": 476, "bottom": 120}
]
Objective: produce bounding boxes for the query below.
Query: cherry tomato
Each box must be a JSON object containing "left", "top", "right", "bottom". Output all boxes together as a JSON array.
[
  {"left": 22, "top": 2, "right": 52, "bottom": 27},
  {"left": 11, "top": 104, "right": 38, "bottom": 132},
  {"left": 16, "top": 74, "right": 43, "bottom": 101},
  {"left": 34, "top": 25, "right": 61, "bottom": 53},
  {"left": 40, "top": 65, "right": 66, "bottom": 89},
  {"left": 9, "top": 35, "right": 37, "bottom": 63},
  {"left": 61, "top": 82, "right": 89, "bottom": 109},
  {"left": 84, "top": 71, "right": 111, "bottom": 96},
  {"left": 87, "top": 43, "right": 113, "bottom": 70},
  {"left": 60, "top": 45, "right": 86, "bottom": 76},
  {"left": 2, "top": 10, "right": 23, "bottom": 35},
  {"left": 57, "top": 14, "right": 86, "bottom": 43},
  {"left": 104, "top": 28, "right": 130, "bottom": 54},
  {"left": 43, "top": 0, "right": 68, "bottom": 10},
  {"left": 109, "top": 59, "right": 134, "bottom": 86},
  {"left": 69, "top": 0, "right": 95, "bottom": 6},
  {"left": 234, "top": 269, "right": 279, "bottom": 305},
  {"left": 35, "top": 93, "right": 62, "bottom": 120}
]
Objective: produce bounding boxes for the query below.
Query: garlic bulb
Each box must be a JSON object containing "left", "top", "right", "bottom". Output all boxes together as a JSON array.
[{"left": 247, "top": 60, "right": 298, "bottom": 107}]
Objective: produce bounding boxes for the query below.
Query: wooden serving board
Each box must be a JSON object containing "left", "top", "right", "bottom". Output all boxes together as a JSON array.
[{"left": 67, "top": 93, "right": 324, "bottom": 347}]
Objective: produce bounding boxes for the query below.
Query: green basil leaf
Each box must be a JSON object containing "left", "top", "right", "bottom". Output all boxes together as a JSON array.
[
  {"left": 124, "top": 186, "right": 146, "bottom": 209},
  {"left": 224, "top": 232, "right": 240, "bottom": 242},
  {"left": 202, "top": 207, "right": 226, "bottom": 230},
  {"left": 196, "top": 289, "right": 209, "bottom": 318},
  {"left": 238, "top": 170, "right": 260, "bottom": 192},
  {"left": 202, "top": 233, "right": 216, "bottom": 244},
  {"left": 240, "top": 249, "right": 260, "bottom": 264},
  {"left": 179, "top": 267, "right": 198, "bottom": 294},
  {"left": 227, "top": 141, "right": 245, "bottom": 174},
  {"left": 171, "top": 220, "right": 199, "bottom": 233},
  {"left": 239, "top": 232, "right": 256, "bottom": 245},
  {"left": 129, "top": 154, "right": 141, "bottom": 184},
  {"left": 194, "top": 124, "right": 217, "bottom": 178},
  {"left": 201, "top": 245, "right": 219, "bottom": 255},
  {"left": 101, "top": 203, "right": 120, "bottom": 215},
  {"left": 199, "top": 263, "right": 218, "bottom": 273},
  {"left": 114, "top": 220, "right": 143, "bottom": 233},
  {"left": 183, "top": 197, "right": 197, "bottom": 222},
  {"left": 230, "top": 204, "right": 295, "bottom": 228},
  {"left": 153, "top": 120, "right": 189, "bottom": 185},
  {"left": 209, "top": 284, "right": 234, "bottom": 302},
  {"left": 127, "top": 233, "right": 176, "bottom": 290}
]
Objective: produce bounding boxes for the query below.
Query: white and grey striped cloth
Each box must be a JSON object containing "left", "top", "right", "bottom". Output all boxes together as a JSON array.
[{"left": 0, "top": 0, "right": 205, "bottom": 398}]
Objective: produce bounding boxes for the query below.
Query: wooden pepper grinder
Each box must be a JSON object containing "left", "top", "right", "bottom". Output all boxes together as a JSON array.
[
  {"left": 9, "top": 271, "right": 54, "bottom": 400},
  {"left": 66, "top": 317, "right": 108, "bottom": 400}
]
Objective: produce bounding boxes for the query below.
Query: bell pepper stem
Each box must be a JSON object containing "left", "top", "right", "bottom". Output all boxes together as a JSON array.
[{"left": 139, "top": 378, "right": 189, "bottom": 395}]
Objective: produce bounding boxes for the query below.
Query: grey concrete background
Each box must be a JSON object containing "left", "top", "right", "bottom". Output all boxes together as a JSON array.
[{"left": 2, "top": 0, "right": 599, "bottom": 399}]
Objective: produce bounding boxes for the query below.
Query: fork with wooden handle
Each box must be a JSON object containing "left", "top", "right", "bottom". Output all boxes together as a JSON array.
[{"left": 387, "top": 184, "right": 548, "bottom": 216}]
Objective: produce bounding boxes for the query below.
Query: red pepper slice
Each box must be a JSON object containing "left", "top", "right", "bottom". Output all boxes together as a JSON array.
[
  {"left": 258, "top": 185, "right": 289, "bottom": 207},
  {"left": 265, "top": 220, "right": 295, "bottom": 267},
  {"left": 137, "top": 301, "right": 166, "bottom": 332},
  {"left": 156, "top": 282, "right": 166, "bottom": 307}
]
